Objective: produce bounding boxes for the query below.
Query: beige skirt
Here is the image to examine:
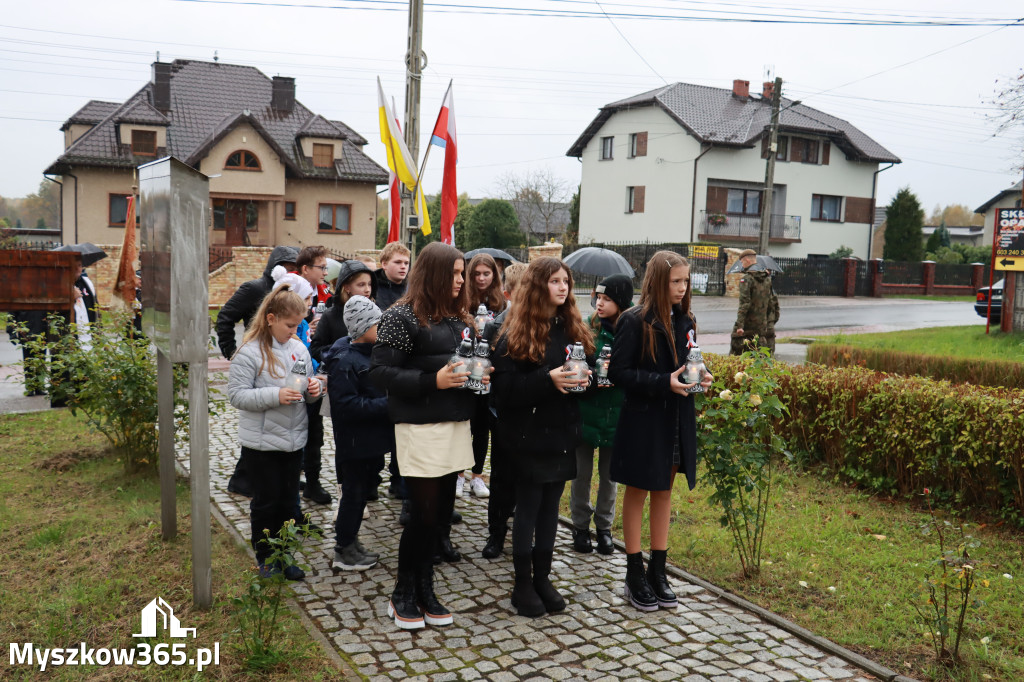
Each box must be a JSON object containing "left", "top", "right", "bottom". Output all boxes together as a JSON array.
[{"left": 394, "top": 421, "right": 474, "bottom": 479}]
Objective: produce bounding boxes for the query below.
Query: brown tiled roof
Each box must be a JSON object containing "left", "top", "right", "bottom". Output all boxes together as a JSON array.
[
  {"left": 567, "top": 82, "right": 900, "bottom": 164},
  {"left": 61, "top": 100, "right": 120, "bottom": 130},
  {"left": 296, "top": 114, "right": 346, "bottom": 139},
  {"left": 115, "top": 98, "right": 170, "bottom": 126},
  {"left": 46, "top": 59, "right": 387, "bottom": 184}
]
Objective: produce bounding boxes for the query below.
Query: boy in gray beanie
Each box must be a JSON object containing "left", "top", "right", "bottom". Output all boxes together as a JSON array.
[{"left": 323, "top": 295, "right": 390, "bottom": 571}]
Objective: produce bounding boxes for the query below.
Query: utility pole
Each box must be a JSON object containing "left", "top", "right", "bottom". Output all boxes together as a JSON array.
[
  {"left": 758, "top": 77, "right": 782, "bottom": 256},
  {"left": 403, "top": 0, "right": 425, "bottom": 259}
]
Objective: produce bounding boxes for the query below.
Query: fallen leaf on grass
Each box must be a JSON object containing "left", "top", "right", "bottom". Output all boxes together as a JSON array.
[{"left": 871, "top": 534, "right": 887, "bottom": 541}]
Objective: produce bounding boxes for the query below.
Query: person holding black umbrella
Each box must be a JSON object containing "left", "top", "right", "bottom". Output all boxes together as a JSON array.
[{"left": 730, "top": 249, "right": 773, "bottom": 356}]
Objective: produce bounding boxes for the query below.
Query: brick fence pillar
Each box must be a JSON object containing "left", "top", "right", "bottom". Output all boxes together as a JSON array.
[
  {"left": 869, "top": 258, "right": 883, "bottom": 298},
  {"left": 970, "top": 262, "right": 985, "bottom": 292},
  {"left": 841, "top": 257, "right": 858, "bottom": 298},
  {"left": 921, "top": 260, "right": 936, "bottom": 296},
  {"left": 528, "top": 243, "right": 563, "bottom": 261}
]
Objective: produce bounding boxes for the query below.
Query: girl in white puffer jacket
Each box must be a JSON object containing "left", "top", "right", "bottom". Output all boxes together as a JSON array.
[{"left": 228, "top": 284, "right": 321, "bottom": 579}]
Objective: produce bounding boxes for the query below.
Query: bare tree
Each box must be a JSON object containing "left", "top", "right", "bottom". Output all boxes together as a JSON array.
[
  {"left": 495, "top": 168, "right": 572, "bottom": 243},
  {"left": 989, "top": 69, "right": 1024, "bottom": 173}
]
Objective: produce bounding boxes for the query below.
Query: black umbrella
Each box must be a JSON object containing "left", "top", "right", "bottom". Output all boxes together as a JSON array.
[
  {"left": 52, "top": 242, "right": 108, "bottom": 267},
  {"left": 726, "top": 254, "right": 784, "bottom": 275},
  {"left": 463, "top": 247, "right": 519, "bottom": 263},
  {"left": 562, "top": 247, "right": 635, "bottom": 278}
]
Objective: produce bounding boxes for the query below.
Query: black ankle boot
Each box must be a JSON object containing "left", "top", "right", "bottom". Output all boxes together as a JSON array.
[
  {"left": 595, "top": 529, "right": 615, "bottom": 556},
  {"left": 388, "top": 570, "right": 425, "bottom": 630},
  {"left": 302, "top": 477, "right": 332, "bottom": 505},
  {"left": 571, "top": 527, "right": 593, "bottom": 553},
  {"left": 481, "top": 528, "right": 506, "bottom": 559},
  {"left": 436, "top": 524, "right": 461, "bottom": 563},
  {"left": 624, "top": 552, "right": 659, "bottom": 612},
  {"left": 532, "top": 548, "right": 565, "bottom": 613},
  {"left": 415, "top": 564, "right": 453, "bottom": 626},
  {"left": 510, "top": 554, "right": 545, "bottom": 617},
  {"left": 646, "top": 549, "right": 678, "bottom": 608}
]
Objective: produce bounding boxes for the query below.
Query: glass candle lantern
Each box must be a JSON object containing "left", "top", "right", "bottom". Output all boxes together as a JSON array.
[
  {"left": 563, "top": 341, "right": 590, "bottom": 393},
  {"left": 466, "top": 339, "right": 492, "bottom": 394},
  {"left": 473, "top": 304, "right": 491, "bottom": 336}
]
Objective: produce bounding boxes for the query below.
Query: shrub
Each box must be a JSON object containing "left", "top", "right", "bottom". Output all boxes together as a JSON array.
[
  {"left": 703, "top": 354, "right": 1024, "bottom": 526},
  {"left": 806, "top": 343, "right": 1024, "bottom": 390},
  {"left": 13, "top": 311, "right": 214, "bottom": 472}
]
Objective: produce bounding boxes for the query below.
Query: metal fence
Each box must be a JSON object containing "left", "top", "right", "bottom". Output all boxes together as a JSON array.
[
  {"left": 209, "top": 245, "right": 233, "bottom": 272},
  {"left": 771, "top": 257, "right": 845, "bottom": 296},
  {"left": 880, "top": 260, "right": 921, "bottom": 284},
  {"left": 565, "top": 242, "right": 728, "bottom": 296},
  {"left": 1, "top": 239, "right": 62, "bottom": 250},
  {"left": 933, "top": 262, "right": 977, "bottom": 286},
  {"left": 698, "top": 211, "right": 801, "bottom": 241}
]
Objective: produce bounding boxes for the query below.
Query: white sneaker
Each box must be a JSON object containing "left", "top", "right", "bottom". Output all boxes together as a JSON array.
[
  {"left": 455, "top": 476, "right": 465, "bottom": 498},
  {"left": 469, "top": 476, "right": 490, "bottom": 498},
  {"left": 363, "top": 506, "right": 370, "bottom": 519}
]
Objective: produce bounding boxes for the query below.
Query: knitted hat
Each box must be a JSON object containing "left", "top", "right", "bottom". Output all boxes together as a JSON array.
[
  {"left": 344, "top": 295, "right": 383, "bottom": 340},
  {"left": 271, "top": 264, "right": 315, "bottom": 301},
  {"left": 595, "top": 274, "right": 634, "bottom": 313}
]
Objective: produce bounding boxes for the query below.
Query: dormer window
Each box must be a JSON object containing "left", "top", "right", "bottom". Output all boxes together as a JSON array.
[
  {"left": 225, "top": 150, "right": 261, "bottom": 171},
  {"left": 131, "top": 130, "right": 156, "bottom": 156},
  {"left": 312, "top": 143, "right": 334, "bottom": 168}
]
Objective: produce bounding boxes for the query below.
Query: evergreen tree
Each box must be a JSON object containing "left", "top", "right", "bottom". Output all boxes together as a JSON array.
[
  {"left": 882, "top": 187, "right": 925, "bottom": 262},
  {"left": 564, "top": 185, "right": 580, "bottom": 246},
  {"left": 463, "top": 199, "right": 521, "bottom": 251}
]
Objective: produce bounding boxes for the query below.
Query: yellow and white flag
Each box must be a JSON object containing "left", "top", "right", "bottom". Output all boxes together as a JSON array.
[{"left": 377, "top": 77, "right": 431, "bottom": 236}]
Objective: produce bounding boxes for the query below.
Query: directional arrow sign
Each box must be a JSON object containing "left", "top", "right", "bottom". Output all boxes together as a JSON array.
[{"left": 995, "top": 209, "right": 1024, "bottom": 271}]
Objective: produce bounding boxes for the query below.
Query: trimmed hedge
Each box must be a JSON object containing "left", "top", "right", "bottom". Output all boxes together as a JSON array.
[
  {"left": 705, "top": 354, "right": 1024, "bottom": 526},
  {"left": 806, "top": 343, "right": 1024, "bottom": 390}
]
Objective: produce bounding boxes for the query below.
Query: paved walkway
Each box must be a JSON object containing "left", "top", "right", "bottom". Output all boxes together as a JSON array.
[{"left": 178, "top": 400, "right": 901, "bottom": 682}]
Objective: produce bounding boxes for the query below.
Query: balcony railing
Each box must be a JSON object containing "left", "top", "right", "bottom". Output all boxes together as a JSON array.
[{"left": 699, "top": 211, "right": 801, "bottom": 241}]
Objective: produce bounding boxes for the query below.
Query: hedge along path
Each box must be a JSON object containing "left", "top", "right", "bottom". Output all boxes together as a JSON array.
[
  {"left": 807, "top": 343, "right": 1024, "bottom": 391},
  {"left": 707, "top": 354, "right": 1024, "bottom": 526}
]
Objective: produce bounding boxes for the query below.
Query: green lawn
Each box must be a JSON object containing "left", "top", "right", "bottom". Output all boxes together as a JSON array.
[
  {"left": 809, "top": 326, "right": 1024, "bottom": 362},
  {"left": 885, "top": 295, "right": 976, "bottom": 302},
  {"left": 564, "top": 462, "right": 1024, "bottom": 682},
  {"left": 0, "top": 410, "right": 339, "bottom": 681}
]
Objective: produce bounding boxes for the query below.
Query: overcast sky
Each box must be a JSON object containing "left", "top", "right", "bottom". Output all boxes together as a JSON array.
[{"left": 2, "top": 0, "right": 1022, "bottom": 216}]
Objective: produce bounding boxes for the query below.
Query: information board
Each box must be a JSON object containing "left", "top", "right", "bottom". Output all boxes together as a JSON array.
[{"left": 995, "top": 208, "right": 1024, "bottom": 271}]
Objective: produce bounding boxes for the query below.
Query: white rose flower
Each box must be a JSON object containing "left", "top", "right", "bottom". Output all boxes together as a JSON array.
[
  {"left": 719, "top": 389, "right": 733, "bottom": 401},
  {"left": 749, "top": 394, "right": 762, "bottom": 407}
]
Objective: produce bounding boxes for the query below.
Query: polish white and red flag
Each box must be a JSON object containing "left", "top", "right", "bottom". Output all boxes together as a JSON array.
[{"left": 429, "top": 81, "right": 458, "bottom": 246}]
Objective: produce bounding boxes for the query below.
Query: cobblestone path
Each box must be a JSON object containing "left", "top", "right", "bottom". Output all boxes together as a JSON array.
[{"left": 179, "top": 408, "right": 893, "bottom": 682}]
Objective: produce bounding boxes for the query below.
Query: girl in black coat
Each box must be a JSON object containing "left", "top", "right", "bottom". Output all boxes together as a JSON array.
[
  {"left": 492, "top": 257, "right": 594, "bottom": 617},
  {"left": 369, "top": 242, "right": 482, "bottom": 631},
  {"left": 608, "top": 251, "right": 713, "bottom": 612}
]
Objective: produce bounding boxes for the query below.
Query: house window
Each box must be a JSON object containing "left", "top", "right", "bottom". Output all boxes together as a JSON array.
[
  {"left": 790, "top": 137, "right": 819, "bottom": 164},
  {"left": 224, "top": 150, "right": 261, "bottom": 170},
  {"left": 626, "top": 186, "right": 645, "bottom": 214},
  {"left": 131, "top": 130, "right": 157, "bottom": 156},
  {"left": 726, "top": 188, "right": 761, "bottom": 216},
  {"left": 284, "top": 201, "right": 296, "bottom": 220},
  {"left": 628, "top": 132, "right": 647, "bottom": 158},
  {"left": 109, "top": 194, "right": 137, "bottom": 227},
  {"left": 312, "top": 143, "right": 334, "bottom": 168},
  {"left": 600, "top": 136, "right": 614, "bottom": 160},
  {"left": 811, "top": 194, "right": 842, "bottom": 222},
  {"left": 318, "top": 203, "right": 351, "bottom": 233}
]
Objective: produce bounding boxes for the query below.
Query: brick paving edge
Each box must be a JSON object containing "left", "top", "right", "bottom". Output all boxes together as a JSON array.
[
  {"left": 176, "top": 461, "right": 356, "bottom": 679},
  {"left": 557, "top": 513, "right": 917, "bottom": 682}
]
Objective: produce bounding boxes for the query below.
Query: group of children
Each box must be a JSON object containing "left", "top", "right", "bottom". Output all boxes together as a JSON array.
[{"left": 227, "top": 242, "right": 713, "bottom": 629}]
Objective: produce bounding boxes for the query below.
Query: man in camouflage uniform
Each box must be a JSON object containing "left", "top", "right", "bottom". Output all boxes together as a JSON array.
[
  {"left": 730, "top": 249, "right": 774, "bottom": 355},
  {"left": 764, "top": 273, "right": 780, "bottom": 354}
]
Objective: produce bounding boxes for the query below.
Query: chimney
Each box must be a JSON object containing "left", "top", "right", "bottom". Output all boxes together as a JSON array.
[
  {"left": 152, "top": 62, "right": 172, "bottom": 111},
  {"left": 271, "top": 76, "right": 295, "bottom": 114},
  {"left": 732, "top": 79, "right": 750, "bottom": 99},
  {"left": 762, "top": 81, "right": 774, "bottom": 100}
]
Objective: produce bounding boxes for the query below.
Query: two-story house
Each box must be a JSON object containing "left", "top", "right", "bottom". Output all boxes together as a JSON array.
[
  {"left": 45, "top": 59, "right": 388, "bottom": 251},
  {"left": 975, "top": 179, "right": 1022, "bottom": 246},
  {"left": 567, "top": 80, "right": 900, "bottom": 258}
]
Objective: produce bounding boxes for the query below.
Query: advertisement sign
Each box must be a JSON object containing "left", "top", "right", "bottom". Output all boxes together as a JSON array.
[{"left": 995, "top": 208, "right": 1024, "bottom": 271}]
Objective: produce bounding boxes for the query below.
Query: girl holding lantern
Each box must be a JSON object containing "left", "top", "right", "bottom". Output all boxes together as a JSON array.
[
  {"left": 491, "top": 257, "right": 594, "bottom": 617},
  {"left": 608, "top": 251, "right": 713, "bottom": 611}
]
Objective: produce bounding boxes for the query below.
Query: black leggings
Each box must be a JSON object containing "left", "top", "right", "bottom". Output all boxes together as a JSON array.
[
  {"left": 397, "top": 472, "right": 458, "bottom": 574},
  {"left": 469, "top": 397, "right": 490, "bottom": 475},
  {"left": 512, "top": 480, "right": 565, "bottom": 556}
]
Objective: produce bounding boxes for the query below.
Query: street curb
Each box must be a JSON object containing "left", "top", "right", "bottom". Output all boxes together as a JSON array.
[
  {"left": 557, "top": 514, "right": 915, "bottom": 682},
  {"left": 175, "top": 463, "right": 355, "bottom": 678}
]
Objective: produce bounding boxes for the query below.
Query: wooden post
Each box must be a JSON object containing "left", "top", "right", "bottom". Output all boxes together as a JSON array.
[
  {"left": 189, "top": 361, "right": 212, "bottom": 609},
  {"left": 157, "top": 349, "right": 176, "bottom": 540}
]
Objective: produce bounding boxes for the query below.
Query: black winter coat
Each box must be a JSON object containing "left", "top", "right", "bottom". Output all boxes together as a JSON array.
[
  {"left": 215, "top": 246, "right": 298, "bottom": 359},
  {"left": 491, "top": 317, "right": 591, "bottom": 484},
  {"left": 608, "top": 306, "right": 699, "bottom": 491},
  {"left": 310, "top": 260, "right": 375, "bottom": 363},
  {"left": 372, "top": 268, "right": 407, "bottom": 311},
  {"left": 369, "top": 304, "right": 475, "bottom": 425},
  {"left": 324, "top": 337, "right": 394, "bottom": 461}
]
